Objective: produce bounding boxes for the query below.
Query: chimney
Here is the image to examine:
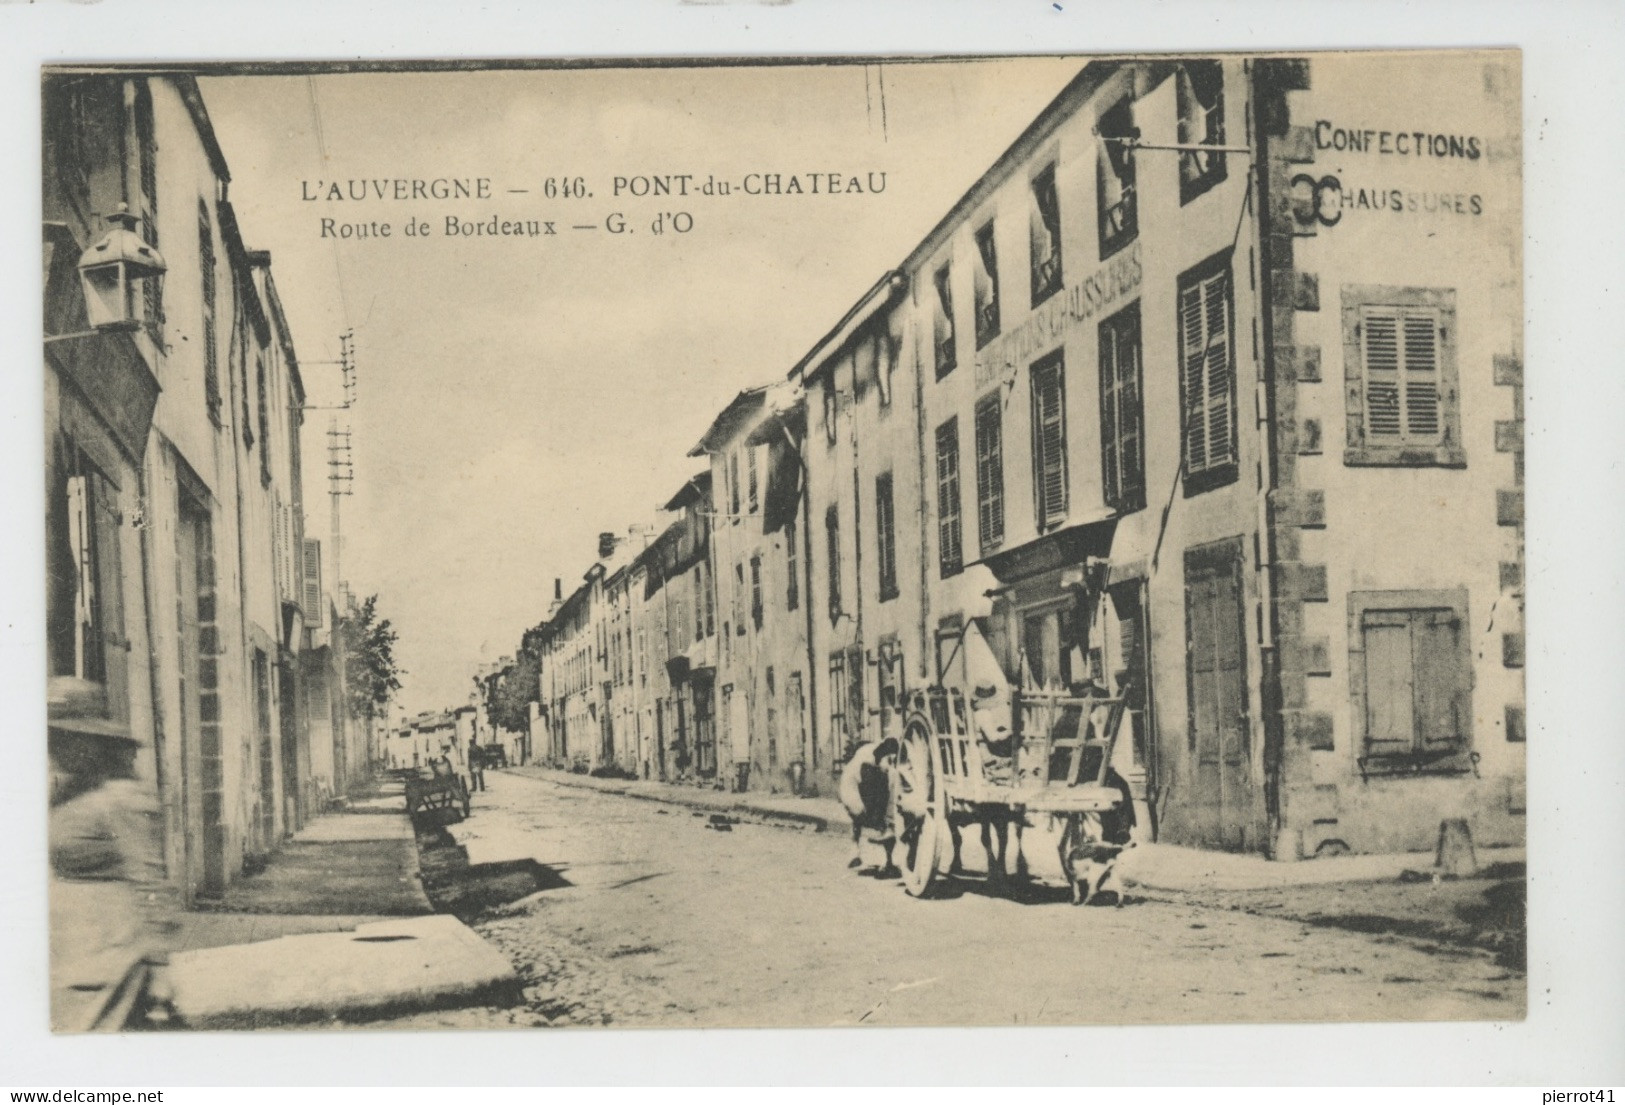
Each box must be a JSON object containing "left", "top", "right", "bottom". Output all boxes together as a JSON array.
[
  {"left": 554, "top": 577, "right": 563, "bottom": 601},
  {"left": 598, "top": 532, "right": 617, "bottom": 559}
]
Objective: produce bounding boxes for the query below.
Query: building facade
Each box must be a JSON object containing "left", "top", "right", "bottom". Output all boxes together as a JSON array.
[
  {"left": 44, "top": 73, "right": 351, "bottom": 914},
  {"left": 511, "top": 53, "right": 1522, "bottom": 858}
]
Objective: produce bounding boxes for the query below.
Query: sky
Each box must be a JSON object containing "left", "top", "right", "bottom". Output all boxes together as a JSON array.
[{"left": 198, "top": 59, "right": 1087, "bottom": 717}]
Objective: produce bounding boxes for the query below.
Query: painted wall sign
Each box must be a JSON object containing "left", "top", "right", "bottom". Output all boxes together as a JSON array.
[
  {"left": 1313, "top": 121, "right": 1484, "bottom": 160},
  {"left": 973, "top": 240, "right": 1142, "bottom": 390},
  {"left": 1290, "top": 172, "right": 1484, "bottom": 229}
]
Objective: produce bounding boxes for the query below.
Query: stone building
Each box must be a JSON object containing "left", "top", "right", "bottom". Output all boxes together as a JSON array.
[{"left": 44, "top": 72, "right": 332, "bottom": 908}]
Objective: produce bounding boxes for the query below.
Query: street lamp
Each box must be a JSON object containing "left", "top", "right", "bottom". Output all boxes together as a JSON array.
[{"left": 47, "top": 205, "right": 167, "bottom": 342}]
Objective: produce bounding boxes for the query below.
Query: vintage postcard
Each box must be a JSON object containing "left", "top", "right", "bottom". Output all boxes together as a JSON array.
[{"left": 42, "top": 51, "right": 1524, "bottom": 1033}]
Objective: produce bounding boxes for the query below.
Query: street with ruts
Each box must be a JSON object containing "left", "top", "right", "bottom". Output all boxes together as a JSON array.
[{"left": 360, "top": 767, "right": 1524, "bottom": 1029}]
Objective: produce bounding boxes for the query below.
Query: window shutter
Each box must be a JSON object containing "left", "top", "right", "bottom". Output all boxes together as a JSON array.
[
  {"left": 1180, "top": 281, "right": 1209, "bottom": 472},
  {"left": 303, "top": 539, "right": 323, "bottom": 626},
  {"left": 1181, "top": 267, "right": 1233, "bottom": 478},
  {"left": 1118, "top": 313, "right": 1143, "bottom": 509},
  {"left": 974, "top": 396, "right": 1004, "bottom": 551},
  {"left": 1362, "top": 311, "right": 1403, "bottom": 439},
  {"left": 1403, "top": 312, "right": 1442, "bottom": 439},
  {"left": 1100, "top": 323, "right": 1122, "bottom": 506},
  {"left": 1362, "top": 306, "right": 1443, "bottom": 444},
  {"left": 1202, "top": 272, "right": 1233, "bottom": 470},
  {"left": 1031, "top": 358, "right": 1068, "bottom": 528},
  {"left": 1361, "top": 611, "right": 1416, "bottom": 754},
  {"left": 935, "top": 419, "right": 962, "bottom": 575},
  {"left": 1412, "top": 609, "right": 1465, "bottom": 751}
]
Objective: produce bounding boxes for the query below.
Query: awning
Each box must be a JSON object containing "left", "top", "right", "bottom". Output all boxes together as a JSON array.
[{"left": 972, "top": 513, "right": 1119, "bottom": 585}]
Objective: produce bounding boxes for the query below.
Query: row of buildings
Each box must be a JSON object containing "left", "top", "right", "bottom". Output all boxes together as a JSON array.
[
  {"left": 512, "top": 53, "right": 1525, "bottom": 858},
  {"left": 44, "top": 72, "right": 378, "bottom": 905}
]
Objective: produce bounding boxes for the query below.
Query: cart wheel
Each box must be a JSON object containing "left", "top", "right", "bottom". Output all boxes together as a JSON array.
[{"left": 892, "top": 717, "right": 944, "bottom": 898}]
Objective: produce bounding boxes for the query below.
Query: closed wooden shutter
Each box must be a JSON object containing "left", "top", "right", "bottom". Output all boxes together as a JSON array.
[
  {"left": 974, "top": 394, "right": 1004, "bottom": 552},
  {"left": 1180, "top": 265, "right": 1234, "bottom": 479},
  {"left": 1361, "top": 611, "right": 1415, "bottom": 755},
  {"left": 303, "top": 539, "right": 322, "bottom": 626},
  {"left": 935, "top": 419, "right": 962, "bottom": 575},
  {"left": 1361, "top": 307, "right": 1443, "bottom": 443},
  {"left": 1030, "top": 355, "right": 1068, "bottom": 529},
  {"left": 875, "top": 473, "right": 897, "bottom": 600},
  {"left": 1412, "top": 609, "right": 1465, "bottom": 751},
  {"left": 1099, "top": 304, "right": 1144, "bottom": 511}
]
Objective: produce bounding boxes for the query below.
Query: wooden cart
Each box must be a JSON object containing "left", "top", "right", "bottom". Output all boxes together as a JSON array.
[
  {"left": 888, "top": 675, "right": 1135, "bottom": 903},
  {"left": 405, "top": 762, "right": 470, "bottom": 824}
]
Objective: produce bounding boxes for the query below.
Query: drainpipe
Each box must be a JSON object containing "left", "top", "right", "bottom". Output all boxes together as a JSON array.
[{"left": 1249, "top": 60, "right": 1288, "bottom": 859}]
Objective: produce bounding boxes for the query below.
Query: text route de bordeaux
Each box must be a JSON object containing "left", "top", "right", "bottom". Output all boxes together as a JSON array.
[{"left": 303, "top": 172, "right": 887, "bottom": 240}]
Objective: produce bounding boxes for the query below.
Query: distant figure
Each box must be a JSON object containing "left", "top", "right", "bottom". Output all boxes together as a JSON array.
[
  {"left": 437, "top": 740, "right": 472, "bottom": 818},
  {"left": 48, "top": 677, "right": 174, "bottom": 1031},
  {"left": 467, "top": 744, "right": 487, "bottom": 792},
  {"left": 837, "top": 738, "right": 898, "bottom": 874}
]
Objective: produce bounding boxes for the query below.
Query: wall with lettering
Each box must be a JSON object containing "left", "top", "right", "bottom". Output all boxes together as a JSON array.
[{"left": 1283, "top": 52, "right": 1524, "bottom": 807}]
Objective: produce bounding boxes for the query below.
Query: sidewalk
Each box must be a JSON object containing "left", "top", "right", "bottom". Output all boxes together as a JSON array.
[
  {"left": 510, "top": 764, "right": 844, "bottom": 831},
  {"left": 515, "top": 765, "right": 1525, "bottom": 893},
  {"left": 163, "top": 776, "right": 520, "bottom": 1027}
]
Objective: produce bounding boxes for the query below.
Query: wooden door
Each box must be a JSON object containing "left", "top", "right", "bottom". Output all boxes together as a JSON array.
[{"left": 1184, "top": 541, "right": 1255, "bottom": 851}]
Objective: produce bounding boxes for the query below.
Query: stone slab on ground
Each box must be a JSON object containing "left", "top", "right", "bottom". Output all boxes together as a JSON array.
[
  {"left": 168, "top": 914, "right": 521, "bottom": 1028},
  {"left": 169, "top": 912, "right": 396, "bottom": 955},
  {"left": 210, "top": 833, "right": 431, "bottom": 916}
]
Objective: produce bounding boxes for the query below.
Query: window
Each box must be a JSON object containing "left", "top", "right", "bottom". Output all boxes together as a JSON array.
[
  {"left": 1349, "top": 590, "right": 1473, "bottom": 771},
  {"left": 750, "top": 554, "right": 763, "bottom": 629},
  {"left": 1030, "top": 352, "right": 1069, "bottom": 530},
  {"left": 703, "top": 558, "right": 716, "bottom": 637},
  {"left": 823, "top": 376, "right": 838, "bottom": 445},
  {"left": 694, "top": 562, "right": 705, "bottom": 643},
  {"left": 933, "top": 262, "right": 957, "bottom": 379},
  {"left": 828, "top": 652, "right": 848, "bottom": 755},
  {"left": 825, "top": 504, "right": 842, "bottom": 620},
  {"left": 1099, "top": 301, "right": 1146, "bottom": 513},
  {"left": 785, "top": 520, "right": 799, "bottom": 611},
  {"left": 935, "top": 418, "right": 963, "bottom": 577},
  {"left": 1178, "top": 61, "right": 1228, "bottom": 203},
  {"left": 1341, "top": 287, "right": 1465, "bottom": 468},
  {"left": 974, "top": 393, "right": 1004, "bottom": 554},
  {"left": 47, "top": 447, "right": 124, "bottom": 690},
  {"left": 734, "top": 562, "right": 746, "bottom": 632},
  {"left": 879, "top": 328, "right": 901, "bottom": 407},
  {"left": 1030, "top": 163, "right": 1063, "bottom": 305},
  {"left": 765, "top": 666, "right": 778, "bottom": 768},
  {"left": 729, "top": 452, "right": 741, "bottom": 516},
  {"left": 1097, "top": 98, "right": 1138, "bottom": 259},
  {"left": 747, "top": 447, "right": 759, "bottom": 513},
  {"left": 973, "top": 221, "right": 1000, "bottom": 348},
  {"left": 256, "top": 352, "right": 272, "bottom": 485},
  {"left": 199, "top": 204, "right": 220, "bottom": 418},
  {"left": 134, "top": 85, "right": 162, "bottom": 346},
  {"left": 875, "top": 472, "right": 898, "bottom": 602},
  {"left": 1178, "top": 254, "right": 1238, "bottom": 493}
]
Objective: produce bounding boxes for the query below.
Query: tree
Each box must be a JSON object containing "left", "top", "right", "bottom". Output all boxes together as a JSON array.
[
  {"left": 338, "top": 594, "right": 403, "bottom": 722},
  {"left": 486, "top": 647, "right": 540, "bottom": 733}
]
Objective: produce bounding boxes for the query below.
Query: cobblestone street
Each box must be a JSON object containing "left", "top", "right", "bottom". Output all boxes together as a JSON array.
[{"left": 368, "top": 770, "right": 1524, "bottom": 1030}]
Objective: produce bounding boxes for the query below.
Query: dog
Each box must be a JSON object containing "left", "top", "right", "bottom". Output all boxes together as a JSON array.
[{"left": 837, "top": 738, "right": 899, "bottom": 874}]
